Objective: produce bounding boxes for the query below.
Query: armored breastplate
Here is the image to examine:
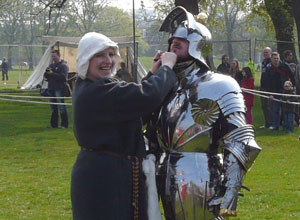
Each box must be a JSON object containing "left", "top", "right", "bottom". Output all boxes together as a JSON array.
[
  {"left": 157, "top": 70, "right": 216, "bottom": 153},
  {"left": 157, "top": 70, "right": 245, "bottom": 153}
]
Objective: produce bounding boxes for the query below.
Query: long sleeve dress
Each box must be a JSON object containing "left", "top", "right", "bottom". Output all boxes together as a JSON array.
[{"left": 71, "top": 65, "right": 177, "bottom": 220}]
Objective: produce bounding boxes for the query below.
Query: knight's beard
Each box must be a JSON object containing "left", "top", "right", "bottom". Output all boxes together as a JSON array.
[
  {"left": 173, "top": 59, "right": 195, "bottom": 75},
  {"left": 176, "top": 55, "right": 194, "bottom": 63}
]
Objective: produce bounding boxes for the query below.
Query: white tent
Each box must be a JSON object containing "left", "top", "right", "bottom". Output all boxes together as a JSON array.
[{"left": 21, "top": 36, "right": 147, "bottom": 90}]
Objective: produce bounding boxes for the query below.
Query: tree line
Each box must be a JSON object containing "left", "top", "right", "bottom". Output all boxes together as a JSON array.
[{"left": 1, "top": 0, "right": 300, "bottom": 68}]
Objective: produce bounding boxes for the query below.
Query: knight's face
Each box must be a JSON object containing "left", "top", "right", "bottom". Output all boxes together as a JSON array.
[{"left": 170, "top": 37, "right": 190, "bottom": 61}]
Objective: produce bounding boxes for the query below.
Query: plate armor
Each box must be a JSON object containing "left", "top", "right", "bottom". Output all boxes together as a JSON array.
[
  {"left": 145, "top": 6, "right": 261, "bottom": 220},
  {"left": 153, "top": 64, "right": 261, "bottom": 220}
]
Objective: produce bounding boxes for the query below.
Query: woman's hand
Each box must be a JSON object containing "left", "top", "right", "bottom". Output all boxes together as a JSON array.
[
  {"left": 150, "top": 51, "right": 177, "bottom": 74},
  {"left": 160, "top": 52, "right": 177, "bottom": 70},
  {"left": 150, "top": 51, "right": 163, "bottom": 74}
]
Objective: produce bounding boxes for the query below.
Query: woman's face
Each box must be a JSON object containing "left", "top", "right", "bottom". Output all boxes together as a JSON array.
[
  {"left": 242, "top": 70, "right": 246, "bottom": 77},
  {"left": 230, "top": 61, "right": 237, "bottom": 70},
  {"left": 86, "top": 47, "right": 116, "bottom": 81}
]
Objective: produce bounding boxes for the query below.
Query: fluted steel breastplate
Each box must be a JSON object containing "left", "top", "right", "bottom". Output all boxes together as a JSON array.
[{"left": 157, "top": 70, "right": 234, "bottom": 153}]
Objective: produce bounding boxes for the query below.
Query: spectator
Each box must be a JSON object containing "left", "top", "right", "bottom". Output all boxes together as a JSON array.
[
  {"left": 44, "top": 50, "right": 69, "bottom": 129},
  {"left": 279, "top": 51, "right": 296, "bottom": 127},
  {"left": 282, "top": 80, "right": 296, "bottom": 133},
  {"left": 217, "top": 54, "right": 230, "bottom": 74},
  {"left": 247, "top": 58, "right": 256, "bottom": 80},
  {"left": 241, "top": 67, "right": 255, "bottom": 124},
  {"left": 229, "top": 58, "right": 243, "bottom": 86},
  {"left": 282, "top": 50, "right": 296, "bottom": 86},
  {"left": 115, "top": 61, "right": 133, "bottom": 82},
  {"left": 267, "top": 52, "right": 286, "bottom": 131},
  {"left": 259, "top": 47, "right": 272, "bottom": 129},
  {"left": 1, "top": 57, "right": 9, "bottom": 83}
]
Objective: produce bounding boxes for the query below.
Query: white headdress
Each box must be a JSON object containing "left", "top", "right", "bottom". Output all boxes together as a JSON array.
[{"left": 76, "top": 32, "right": 120, "bottom": 80}]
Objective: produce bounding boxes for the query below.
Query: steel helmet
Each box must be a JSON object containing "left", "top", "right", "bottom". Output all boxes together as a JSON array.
[{"left": 159, "top": 6, "right": 212, "bottom": 68}]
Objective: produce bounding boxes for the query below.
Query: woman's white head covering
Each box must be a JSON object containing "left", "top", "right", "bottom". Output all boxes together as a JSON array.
[{"left": 76, "top": 32, "right": 120, "bottom": 80}]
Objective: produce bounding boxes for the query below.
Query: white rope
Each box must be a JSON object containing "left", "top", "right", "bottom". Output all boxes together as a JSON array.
[
  {"left": 0, "top": 93, "right": 72, "bottom": 99},
  {"left": 241, "top": 88, "right": 300, "bottom": 105},
  {"left": 0, "top": 97, "right": 72, "bottom": 105},
  {"left": 242, "top": 88, "right": 300, "bottom": 98},
  {"left": 0, "top": 88, "right": 299, "bottom": 106}
]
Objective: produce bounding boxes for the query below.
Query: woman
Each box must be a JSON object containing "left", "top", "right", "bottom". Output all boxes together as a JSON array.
[
  {"left": 71, "top": 32, "right": 178, "bottom": 220},
  {"left": 241, "top": 67, "right": 255, "bottom": 124},
  {"left": 229, "top": 58, "right": 243, "bottom": 86}
]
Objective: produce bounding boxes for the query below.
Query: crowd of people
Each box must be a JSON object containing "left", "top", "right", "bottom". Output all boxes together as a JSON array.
[
  {"left": 259, "top": 48, "right": 298, "bottom": 133},
  {"left": 217, "top": 48, "right": 299, "bottom": 133}
]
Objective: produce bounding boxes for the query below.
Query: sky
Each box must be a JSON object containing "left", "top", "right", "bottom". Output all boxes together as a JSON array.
[{"left": 108, "top": 0, "right": 154, "bottom": 11}]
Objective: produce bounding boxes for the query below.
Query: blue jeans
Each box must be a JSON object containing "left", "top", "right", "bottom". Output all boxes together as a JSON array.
[
  {"left": 49, "top": 89, "right": 68, "bottom": 128},
  {"left": 271, "top": 100, "right": 280, "bottom": 129},
  {"left": 283, "top": 112, "right": 295, "bottom": 133}
]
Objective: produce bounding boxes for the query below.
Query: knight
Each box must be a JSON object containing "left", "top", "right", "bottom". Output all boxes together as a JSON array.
[{"left": 144, "top": 6, "right": 261, "bottom": 219}]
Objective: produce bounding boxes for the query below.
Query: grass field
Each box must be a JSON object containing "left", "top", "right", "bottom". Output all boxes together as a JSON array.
[{"left": 0, "top": 63, "right": 300, "bottom": 219}]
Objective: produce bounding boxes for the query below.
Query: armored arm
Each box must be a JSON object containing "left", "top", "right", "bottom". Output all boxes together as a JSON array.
[
  {"left": 210, "top": 88, "right": 261, "bottom": 217},
  {"left": 213, "top": 123, "right": 261, "bottom": 216}
]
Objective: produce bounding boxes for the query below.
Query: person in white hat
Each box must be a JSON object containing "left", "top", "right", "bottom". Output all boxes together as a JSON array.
[{"left": 70, "top": 32, "right": 178, "bottom": 220}]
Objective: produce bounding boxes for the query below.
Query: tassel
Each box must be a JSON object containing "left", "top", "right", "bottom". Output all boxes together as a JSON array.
[{"left": 142, "top": 154, "right": 163, "bottom": 220}]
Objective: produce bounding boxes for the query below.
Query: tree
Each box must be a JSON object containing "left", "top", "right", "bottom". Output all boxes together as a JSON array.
[
  {"left": 95, "top": 7, "right": 133, "bottom": 37},
  {"left": 220, "top": 0, "right": 247, "bottom": 59},
  {"left": 264, "top": 0, "right": 296, "bottom": 59},
  {"left": 0, "top": 0, "right": 27, "bottom": 68},
  {"left": 67, "top": 0, "right": 108, "bottom": 34},
  {"left": 292, "top": 0, "right": 300, "bottom": 55}
]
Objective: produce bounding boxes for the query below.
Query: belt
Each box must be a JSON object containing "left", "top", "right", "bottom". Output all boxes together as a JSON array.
[
  {"left": 81, "top": 147, "right": 141, "bottom": 161},
  {"left": 81, "top": 146, "right": 141, "bottom": 220}
]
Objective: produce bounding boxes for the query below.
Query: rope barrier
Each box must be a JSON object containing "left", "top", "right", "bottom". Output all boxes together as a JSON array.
[
  {"left": 242, "top": 88, "right": 300, "bottom": 98},
  {"left": 0, "top": 93, "right": 72, "bottom": 99},
  {"left": 241, "top": 88, "right": 300, "bottom": 105},
  {"left": 0, "top": 97, "right": 72, "bottom": 105},
  {"left": 0, "top": 88, "right": 299, "bottom": 106}
]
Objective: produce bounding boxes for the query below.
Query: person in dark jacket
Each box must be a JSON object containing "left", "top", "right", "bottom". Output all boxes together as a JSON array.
[
  {"left": 229, "top": 58, "right": 243, "bottom": 86},
  {"left": 1, "top": 57, "right": 9, "bottom": 82},
  {"left": 259, "top": 47, "right": 272, "bottom": 128},
  {"left": 267, "top": 52, "right": 288, "bottom": 130},
  {"left": 71, "top": 32, "right": 178, "bottom": 220},
  {"left": 115, "top": 61, "right": 133, "bottom": 82},
  {"left": 217, "top": 54, "right": 230, "bottom": 74},
  {"left": 44, "top": 50, "right": 69, "bottom": 128}
]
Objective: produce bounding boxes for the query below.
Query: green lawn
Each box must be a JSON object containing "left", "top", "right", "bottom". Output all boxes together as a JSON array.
[{"left": 0, "top": 65, "right": 300, "bottom": 219}]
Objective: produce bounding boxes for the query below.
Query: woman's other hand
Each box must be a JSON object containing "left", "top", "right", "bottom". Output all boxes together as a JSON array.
[
  {"left": 161, "top": 52, "right": 177, "bottom": 70},
  {"left": 151, "top": 51, "right": 164, "bottom": 74}
]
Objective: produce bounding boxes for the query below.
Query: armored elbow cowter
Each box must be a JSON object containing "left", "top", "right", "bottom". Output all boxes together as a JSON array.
[
  {"left": 219, "top": 125, "right": 261, "bottom": 171},
  {"left": 217, "top": 89, "right": 261, "bottom": 171}
]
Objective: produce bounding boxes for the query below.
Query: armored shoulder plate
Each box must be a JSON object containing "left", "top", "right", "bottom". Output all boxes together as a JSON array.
[
  {"left": 157, "top": 71, "right": 246, "bottom": 152},
  {"left": 190, "top": 71, "right": 246, "bottom": 116}
]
